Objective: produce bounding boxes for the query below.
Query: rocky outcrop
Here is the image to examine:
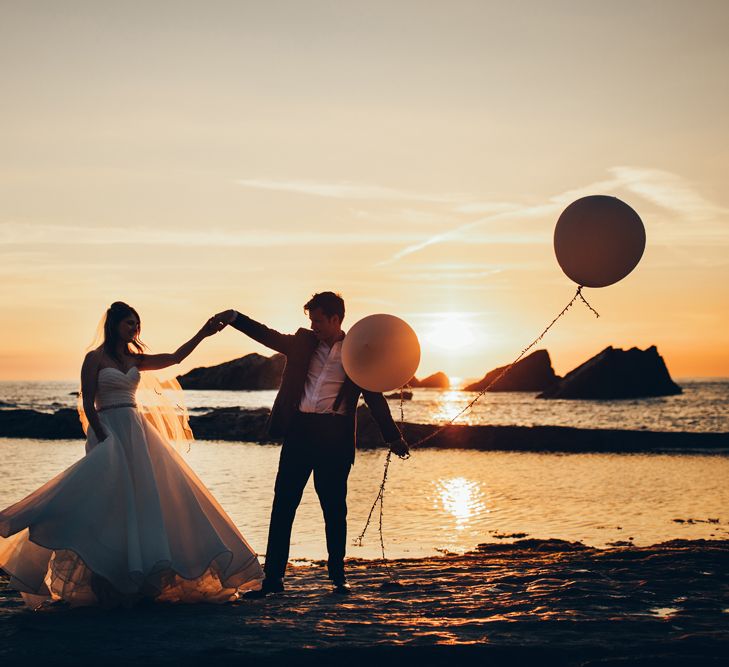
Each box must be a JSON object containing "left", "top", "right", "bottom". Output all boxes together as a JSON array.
[
  {"left": 0, "top": 408, "right": 84, "bottom": 439},
  {"left": 0, "top": 406, "right": 726, "bottom": 452},
  {"left": 177, "top": 353, "right": 286, "bottom": 390},
  {"left": 384, "top": 390, "right": 413, "bottom": 400},
  {"left": 409, "top": 372, "right": 450, "bottom": 389},
  {"left": 354, "top": 405, "right": 727, "bottom": 453},
  {"left": 188, "top": 407, "right": 272, "bottom": 441},
  {"left": 464, "top": 350, "right": 559, "bottom": 392},
  {"left": 538, "top": 345, "right": 682, "bottom": 399}
]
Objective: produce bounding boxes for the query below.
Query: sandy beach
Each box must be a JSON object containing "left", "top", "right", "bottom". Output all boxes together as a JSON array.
[{"left": 2, "top": 538, "right": 727, "bottom": 666}]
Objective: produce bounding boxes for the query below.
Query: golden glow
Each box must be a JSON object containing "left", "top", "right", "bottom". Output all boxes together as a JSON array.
[
  {"left": 424, "top": 316, "right": 477, "bottom": 353},
  {"left": 432, "top": 390, "right": 481, "bottom": 425},
  {"left": 0, "top": 4, "right": 727, "bottom": 380},
  {"left": 436, "top": 477, "right": 487, "bottom": 530}
]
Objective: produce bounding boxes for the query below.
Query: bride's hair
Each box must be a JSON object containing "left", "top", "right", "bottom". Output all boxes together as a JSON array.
[
  {"left": 103, "top": 301, "right": 147, "bottom": 361},
  {"left": 80, "top": 303, "right": 193, "bottom": 450}
]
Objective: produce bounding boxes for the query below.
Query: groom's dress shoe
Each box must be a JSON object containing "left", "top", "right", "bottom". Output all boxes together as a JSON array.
[
  {"left": 243, "top": 577, "right": 284, "bottom": 599},
  {"left": 332, "top": 578, "right": 351, "bottom": 595}
]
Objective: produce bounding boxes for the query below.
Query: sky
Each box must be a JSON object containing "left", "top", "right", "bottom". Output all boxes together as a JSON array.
[{"left": 1, "top": 0, "right": 728, "bottom": 383}]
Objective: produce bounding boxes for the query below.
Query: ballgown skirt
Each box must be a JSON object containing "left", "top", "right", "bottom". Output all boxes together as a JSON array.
[{"left": 0, "top": 401, "right": 263, "bottom": 608}]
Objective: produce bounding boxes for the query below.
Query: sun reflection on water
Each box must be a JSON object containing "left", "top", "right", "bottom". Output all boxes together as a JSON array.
[
  {"left": 432, "top": 391, "right": 479, "bottom": 425},
  {"left": 436, "top": 477, "right": 488, "bottom": 530}
]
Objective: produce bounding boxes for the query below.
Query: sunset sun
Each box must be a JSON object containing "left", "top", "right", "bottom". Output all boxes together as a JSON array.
[{"left": 424, "top": 316, "right": 478, "bottom": 353}]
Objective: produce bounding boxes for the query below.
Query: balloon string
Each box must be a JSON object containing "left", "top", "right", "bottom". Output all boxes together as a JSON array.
[
  {"left": 411, "top": 285, "right": 598, "bottom": 447},
  {"left": 355, "top": 286, "right": 598, "bottom": 550},
  {"left": 578, "top": 287, "right": 601, "bottom": 318},
  {"left": 353, "top": 385, "right": 410, "bottom": 582}
]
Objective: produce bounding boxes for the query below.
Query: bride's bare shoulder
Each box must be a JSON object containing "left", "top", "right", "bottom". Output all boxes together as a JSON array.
[{"left": 83, "top": 347, "right": 104, "bottom": 367}]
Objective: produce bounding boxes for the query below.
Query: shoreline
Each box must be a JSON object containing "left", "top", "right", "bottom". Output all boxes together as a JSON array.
[
  {"left": 1, "top": 406, "right": 728, "bottom": 453},
  {"left": 2, "top": 538, "right": 727, "bottom": 665}
]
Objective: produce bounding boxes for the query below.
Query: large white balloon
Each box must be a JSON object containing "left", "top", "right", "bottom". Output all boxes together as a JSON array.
[
  {"left": 554, "top": 195, "right": 646, "bottom": 288},
  {"left": 342, "top": 314, "right": 421, "bottom": 393}
]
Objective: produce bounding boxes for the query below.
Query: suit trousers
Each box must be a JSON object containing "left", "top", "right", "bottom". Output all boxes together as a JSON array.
[{"left": 263, "top": 411, "right": 354, "bottom": 582}]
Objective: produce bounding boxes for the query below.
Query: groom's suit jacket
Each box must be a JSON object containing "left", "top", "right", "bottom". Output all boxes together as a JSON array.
[{"left": 232, "top": 313, "right": 401, "bottom": 453}]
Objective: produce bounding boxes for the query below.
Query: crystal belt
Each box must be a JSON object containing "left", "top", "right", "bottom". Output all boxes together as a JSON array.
[{"left": 97, "top": 402, "right": 137, "bottom": 412}]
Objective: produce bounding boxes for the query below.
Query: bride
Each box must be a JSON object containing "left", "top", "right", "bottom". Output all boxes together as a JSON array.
[{"left": 0, "top": 301, "right": 263, "bottom": 608}]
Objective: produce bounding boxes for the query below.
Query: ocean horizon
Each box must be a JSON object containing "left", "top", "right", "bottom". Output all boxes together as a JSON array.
[{"left": 2, "top": 378, "right": 727, "bottom": 433}]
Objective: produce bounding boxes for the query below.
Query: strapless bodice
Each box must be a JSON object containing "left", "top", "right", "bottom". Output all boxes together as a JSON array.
[{"left": 96, "top": 366, "right": 140, "bottom": 409}]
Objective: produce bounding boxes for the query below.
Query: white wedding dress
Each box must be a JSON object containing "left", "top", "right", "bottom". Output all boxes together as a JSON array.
[{"left": 0, "top": 366, "right": 263, "bottom": 608}]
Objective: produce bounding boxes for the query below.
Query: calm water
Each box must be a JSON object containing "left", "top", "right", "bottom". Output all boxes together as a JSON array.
[
  {"left": 1, "top": 380, "right": 727, "bottom": 560},
  {"left": 1, "top": 438, "right": 727, "bottom": 560}
]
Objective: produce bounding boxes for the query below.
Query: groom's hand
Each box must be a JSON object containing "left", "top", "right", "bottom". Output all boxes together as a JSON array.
[
  {"left": 214, "top": 309, "right": 237, "bottom": 325},
  {"left": 389, "top": 437, "right": 410, "bottom": 458}
]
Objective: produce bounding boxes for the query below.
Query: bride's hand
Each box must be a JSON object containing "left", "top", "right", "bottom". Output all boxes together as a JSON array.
[
  {"left": 214, "top": 309, "right": 237, "bottom": 325},
  {"left": 201, "top": 317, "right": 225, "bottom": 337}
]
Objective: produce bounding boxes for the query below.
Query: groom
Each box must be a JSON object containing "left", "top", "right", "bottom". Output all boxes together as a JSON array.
[{"left": 216, "top": 292, "right": 408, "bottom": 595}]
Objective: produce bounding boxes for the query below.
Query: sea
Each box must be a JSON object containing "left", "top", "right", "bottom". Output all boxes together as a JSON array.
[{"left": 1, "top": 379, "right": 728, "bottom": 560}]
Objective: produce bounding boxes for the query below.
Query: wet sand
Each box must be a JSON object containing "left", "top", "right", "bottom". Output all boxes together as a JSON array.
[{"left": 1, "top": 539, "right": 727, "bottom": 665}]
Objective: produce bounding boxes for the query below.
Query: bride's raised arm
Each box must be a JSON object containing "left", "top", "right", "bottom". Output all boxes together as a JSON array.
[{"left": 137, "top": 317, "right": 223, "bottom": 372}]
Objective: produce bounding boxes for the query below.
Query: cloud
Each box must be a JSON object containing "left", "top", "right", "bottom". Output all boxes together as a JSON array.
[
  {"left": 0, "top": 222, "right": 427, "bottom": 248},
  {"left": 237, "top": 178, "right": 465, "bottom": 203},
  {"left": 452, "top": 202, "right": 522, "bottom": 215},
  {"left": 380, "top": 202, "right": 556, "bottom": 264},
  {"left": 547, "top": 178, "right": 625, "bottom": 206},
  {"left": 393, "top": 268, "right": 503, "bottom": 283},
  {"left": 610, "top": 166, "right": 729, "bottom": 221},
  {"left": 380, "top": 167, "right": 729, "bottom": 264},
  {"left": 351, "top": 207, "right": 462, "bottom": 227}
]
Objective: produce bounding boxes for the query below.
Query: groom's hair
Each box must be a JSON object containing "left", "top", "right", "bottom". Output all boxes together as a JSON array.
[{"left": 304, "top": 292, "right": 345, "bottom": 322}]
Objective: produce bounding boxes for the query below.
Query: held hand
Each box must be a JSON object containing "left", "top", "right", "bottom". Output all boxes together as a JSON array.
[
  {"left": 214, "top": 309, "right": 237, "bottom": 325},
  {"left": 389, "top": 437, "right": 410, "bottom": 458},
  {"left": 201, "top": 316, "right": 226, "bottom": 337}
]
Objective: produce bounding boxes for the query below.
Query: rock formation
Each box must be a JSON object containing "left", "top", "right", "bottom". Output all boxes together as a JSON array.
[
  {"left": 0, "top": 408, "right": 84, "bottom": 439},
  {"left": 177, "top": 353, "right": 286, "bottom": 390},
  {"left": 538, "top": 345, "right": 682, "bottom": 399},
  {"left": 1, "top": 406, "right": 726, "bottom": 452},
  {"left": 384, "top": 390, "right": 413, "bottom": 400},
  {"left": 409, "top": 372, "right": 450, "bottom": 389},
  {"left": 188, "top": 407, "right": 272, "bottom": 441},
  {"left": 463, "top": 350, "right": 559, "bottom": 392}
]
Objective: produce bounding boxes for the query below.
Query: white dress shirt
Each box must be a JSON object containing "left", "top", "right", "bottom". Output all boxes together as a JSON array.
[{"left": 298, "top": 340, "right": 348, "bottom": 415}]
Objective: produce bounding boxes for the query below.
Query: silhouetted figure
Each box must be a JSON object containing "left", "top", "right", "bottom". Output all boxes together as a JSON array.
[
  {"left": 0, "top": 302, "right": 263, "bottom": 608},
  {"left": 217, "top": 292, "right": 408, "bottom": 595}
]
